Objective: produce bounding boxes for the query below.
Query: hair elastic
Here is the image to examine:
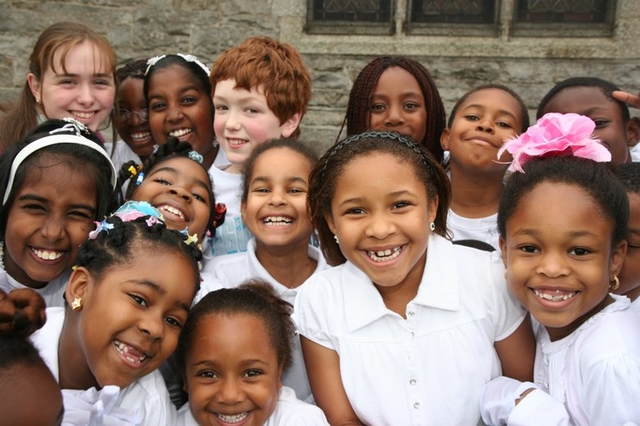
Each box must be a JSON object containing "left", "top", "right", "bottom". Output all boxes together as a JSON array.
[{"left": 3, "top": 135, "right": 118, "bottom": 205}]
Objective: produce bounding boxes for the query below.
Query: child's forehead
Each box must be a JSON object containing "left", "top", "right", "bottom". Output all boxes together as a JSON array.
[
  {"left": 545, "top": 86, "right": 613, "bottom": 111},
  {"left": 49, "top": 41, "right": 114, "bottom": 76}
]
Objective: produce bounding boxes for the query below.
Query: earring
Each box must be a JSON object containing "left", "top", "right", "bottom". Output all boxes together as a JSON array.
[
  {"left": 610, "top": 275, "right": 620, "bottom": 291},
  {"left": 334, "top": 235, "right": 339, "bottom": 244},
  {"left": 429, "top": 222, "right": 436, "bottom": 232},
  {"left": 71, "top": 297, "right": 83, "bottom": 311}
]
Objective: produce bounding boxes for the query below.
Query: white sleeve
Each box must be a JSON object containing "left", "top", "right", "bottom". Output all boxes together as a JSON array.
[
  {"left": 481, "top": 376, "right": 570, "bottom": 426},
  {"left": 489, "top": 253, "right": 527, "bottom": 341},
  {"left": 292, "top": 275, "right": 337, "bottom": 350}
]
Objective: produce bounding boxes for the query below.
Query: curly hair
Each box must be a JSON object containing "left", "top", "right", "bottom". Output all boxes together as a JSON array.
[
  {"left": 210, "top": 37, "right": 312, "bottom": 139},
  {"left": 177, "top": 278, "right": 295, "bottom": 374}
]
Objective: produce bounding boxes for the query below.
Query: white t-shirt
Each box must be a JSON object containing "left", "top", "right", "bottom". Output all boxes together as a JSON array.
[
  {"left": 0, "top": 267, "right": 69, "bottom": 308},
  {"left": 631, "top": 143, "right": 640, "bottom": 162},
  {"left": 293, "top": 233, "right": 527, "bottom": 425},
  {"left": 203, "top": 165, "right": 252, "bottom": 259},
  {"left": 176, "top": 386, "right": 329, "bottom": 426},
  {"left": 200, "top": 237, "right": 330, "bottom": 401},
  {"left": 447, "top": 208, "right": 500, "bottom": 250},
  {"left": 631, "top": 296, "right": 640, "bottom": 315},
  {"left": 103, "top": 140, "right": 141, "bottom": 172},
  {"left": 31, "top": 307, "right": 177, "bottom": 425}
]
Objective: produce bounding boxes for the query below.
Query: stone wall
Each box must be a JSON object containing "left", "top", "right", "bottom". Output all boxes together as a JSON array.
[{"left": 1, "top": 0, "right": 639, "bottom": 154}]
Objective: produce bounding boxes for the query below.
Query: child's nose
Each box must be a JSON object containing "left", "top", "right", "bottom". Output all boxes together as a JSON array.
[
  {"left": 364, "top": 212, "right": 396, "bottom": 239},
  {"left": 169, "top": 186, "right": 192, "bottom": 202},
  {"left": 215, "top": 377, "right": 245, "bottom": 404},
  {"left": 167, "top": 104, "right": 185, "bottom": 122},
  {"left": 476, "top": 118, "right": 495, "bottom": 133},
  {"left": 385, "top": 105, "right": 404, "bottom": 126},
  {"left": 268, "top": 189, "right": 286, "bottom": 206},
  {"left": 137, "top": 312, "right": 164, "bottom": 339},
  {"left": 536, "top": 252, "right": 570, "bottom": 278},
  {"left": 40, "top": 217, "right": 65, "bottom": 242}
]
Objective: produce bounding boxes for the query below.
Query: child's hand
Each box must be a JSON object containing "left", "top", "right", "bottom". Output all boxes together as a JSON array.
[
  {"left": 0, "top": 288, "right": 46, "bottom": 337},
  {"left": 612, "top": 90, "right": 640, "bottom": 109}
]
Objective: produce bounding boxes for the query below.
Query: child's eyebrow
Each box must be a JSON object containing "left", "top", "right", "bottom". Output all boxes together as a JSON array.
[
  {"left": 129, "top": 280, "right": 191, "bottom": 312},
  {"left": 17, "top": 194, "right": 96, "bottom": 212},
  {"left": 463, "top": 103, "right": 518, "bottom": 120},
  {"left": 251, "top": 176, "right": 308, "bottom": 185},
  {"left": 149, "top": 166, "right": 210, "bottom": 192}
]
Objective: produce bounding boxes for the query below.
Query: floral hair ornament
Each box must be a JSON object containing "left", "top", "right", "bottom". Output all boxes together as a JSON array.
[
  {"left": 2, "top": 118, "right": 118, "bottom": 205},
  {"left": 498, "top": 112, "right": 611, "bottom": 173},
  {"left": 176, "top": 53, "right": 211, "bottom": 77},
  {"left": 145, "top": 55, "right": 166, "bottom": 75},
  {"left": 88, "top": 201, "right": 165, "bottom": 239}
]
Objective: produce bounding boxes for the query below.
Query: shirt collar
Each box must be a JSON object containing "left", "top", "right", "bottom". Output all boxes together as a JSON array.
[{"left": 344, "top": 233, "right": 460, "bottom": 332}]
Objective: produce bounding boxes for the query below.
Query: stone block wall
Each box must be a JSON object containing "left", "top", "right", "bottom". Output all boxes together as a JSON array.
[{"left": 1, "top": 0, "right": 639, "bottom": 155}]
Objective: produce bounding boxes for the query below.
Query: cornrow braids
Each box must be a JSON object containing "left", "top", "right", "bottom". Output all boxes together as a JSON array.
[
  {"left": 75, "top": 213, "right": 202, "bottom": 286},
  {"left": 120, "top": 137, "right": 220, "bottom": 236},
  {"left": 116, "top": 58, "right": 148, "bottom": 85},
  {"left": 177, "top": 278, "right": 295, "bottom": 375},
  {"left": 344, "top": 57, "right": 446, "bottom": 164},
  {"left": 310, "top": 131, "right": 451, "bottom": 265}
]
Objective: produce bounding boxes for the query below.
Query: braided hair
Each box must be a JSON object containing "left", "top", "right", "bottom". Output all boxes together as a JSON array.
[
  {"left": 177, "top": 278, "right": 295, "bottom": 374},
  {"left": 309, "top": 131, "right": 450, "bottom": 265},
  {"left": 118, "top": 137, "right": 225, "bottom": 236},
  {"left": 343, "top": 57, "right": 446, "bottom": 164},
  {"left": 75, "top": 212, "right": 202, "bottom": 287}
]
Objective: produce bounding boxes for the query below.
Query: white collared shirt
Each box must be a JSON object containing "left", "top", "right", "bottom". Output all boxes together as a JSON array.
[{"left": 293, "top": 233, "right": 526, "bottom": 425}]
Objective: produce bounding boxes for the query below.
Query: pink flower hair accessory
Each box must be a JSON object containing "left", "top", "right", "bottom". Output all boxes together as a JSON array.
[{"left": 497, "top": 112, "right": 611, "bottom": 173}]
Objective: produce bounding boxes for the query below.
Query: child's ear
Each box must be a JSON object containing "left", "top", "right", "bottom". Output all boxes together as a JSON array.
[
  {"left": 325, "top": 212, "right": 336, "bottom": 236},
  {"left": 65, "top": 267, "right": 93, "bottom": 306},
  {"left": 27, "top": 73, "right": 41, "bottom": 102},
  {"left": 499, "top": 237, "right": 508, "bottom": 268},
  {"left": 440, "top": 128, "right": 450, "bottom": 151},
  {"left": 240, "top": 200, "right": 247, "bottom": 222},
  {"left": 610, "top": 239, "right": 628, "bottom": 277},
  {"left": 626, "top": 117, "right": 640, "bottom": 149},
  {"left": 280, "top": 112, "right": 302, "bottom": 138}
]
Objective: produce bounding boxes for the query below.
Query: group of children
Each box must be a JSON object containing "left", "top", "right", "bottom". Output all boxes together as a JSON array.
[{"left": 0, "top": 19, "right": 639, "bottom": 426}]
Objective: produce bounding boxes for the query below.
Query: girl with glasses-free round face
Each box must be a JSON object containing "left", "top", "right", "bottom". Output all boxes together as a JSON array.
[{"left": 28, "top": 40, "right": 115, "bottom": 132}]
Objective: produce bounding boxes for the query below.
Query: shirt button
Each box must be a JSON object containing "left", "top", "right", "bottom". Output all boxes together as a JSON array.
[
  {"left": 410, "top": 379, "right": 417, "bottom": 386},
  {"left": 414, "top": 402, "right": 420, "bottom": 409}
]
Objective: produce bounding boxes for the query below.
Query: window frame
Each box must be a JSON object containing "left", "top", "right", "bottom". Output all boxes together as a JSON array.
[{"left": 305, "top": 0, "right": 396, "bottom": 35}]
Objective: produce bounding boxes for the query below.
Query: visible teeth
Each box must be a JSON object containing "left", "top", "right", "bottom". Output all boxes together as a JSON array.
[
  {"left": 160, "top": 205, "right": 185, "bottom": 220},
  {"left": 216, "top": 412, "right": 249, "bottom": 423},
  {"left": 114, "top": 340, "right": 147, "bottom": 364},
  {"left": 131, "top": 131, "right": 151, "bottom": 141},
  {"left": 228, "top": 139, "right": 246, "bottom": 146},
  {"left": 32, "top": 248, "right": 64, "bottom": 260},
  {"left": 73, "top": 111, "right": 94, "bottom": 119},
  {"left": 169, "top": 128, "right": 192, "bottom": 138},
  {"left": 533, "top": 289, "right": 577, "bottom": 302},
  {"left": 367, "top": 246, "right": 401, "bottom": 262},
  {"left": 264, "top": 216, "right": 292, "bottom": 226}
]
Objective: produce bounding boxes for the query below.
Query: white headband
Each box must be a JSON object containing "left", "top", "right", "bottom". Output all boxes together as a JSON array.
[{"left": 3, "top": 134, "right": 118, "bottom": 205}]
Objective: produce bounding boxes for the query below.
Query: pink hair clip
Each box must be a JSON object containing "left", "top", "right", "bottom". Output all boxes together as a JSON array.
[{"left": 498, "top": 112, "right": 611, "bottom": 173}]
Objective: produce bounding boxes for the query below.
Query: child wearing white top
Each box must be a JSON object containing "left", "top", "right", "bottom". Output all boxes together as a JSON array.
[
  {"left": 0, "top": 119, "right": 117, "bottom": 307},
  {"left": 206, "top": 36, "right": 312, "bottom": 257},
  {"left": 202, "top": 138, "right": 328, "bottom": 401},
  {"left": 176, "top": 280, "right": 329, "bottom": 426},
  {"left": 440, "top": 85, "right": 529, "bottom": 250},
  {"left": 481, "top": 113, "right": 640, "bottom": 425},
  {"left": 29, "top": 201, "right": 203, "bottom": 425},
  {"left": 294, "top": 131, "right": 535, "bottom": 425},
  {"left": 614, "top": 162, "right": 640, "bottom": 315}
]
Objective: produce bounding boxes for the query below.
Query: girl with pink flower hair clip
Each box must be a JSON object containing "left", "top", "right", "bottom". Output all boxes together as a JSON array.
[{"left": 481, "top": 112, "right": 640, "bottom": 426}]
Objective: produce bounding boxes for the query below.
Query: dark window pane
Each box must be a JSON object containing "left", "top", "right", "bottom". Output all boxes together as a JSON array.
[
  {"left": 410, "top": 0, "right": 495, "bottom": 24},
  {"left": 516, "top": 0, "right": 610, "bottom": 23},
  {"left": 312, "top": 0, "right": 392, "bottom": 22}
]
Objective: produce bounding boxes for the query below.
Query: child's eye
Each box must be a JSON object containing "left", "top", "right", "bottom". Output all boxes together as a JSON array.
[
  {"left": 252, "top": 187, "right": 270, "bottom": 194},
  {"left": 287, "top": 188, "right": 305, "bottom": 194},
  {"left": 496, "top": 121, "right": 512, "bottom": 129},
  {"left": 245, "top": 107, "right": 259, "bottom": 114},
  {"left": 392, "top": 201, "right": 410, "bottom": 209},
  {"left": 192, "top": 192, "right": 206, "bottom": 202},
  {"left": 345, "top": 207, "right": 365, "bottom": 215},
  {"left": 130, "top": 294, "right": 148, "bottom": 307},
  {"left": 592, "top": 119, "right": 608, "bottom": 128},
  {"left": 59, "top": 79, "right": 75, "bottom": 85},
  {"left": 153, "top": 178, "right": 171, "bottom": 186},
  {"left": 22, "top": 203, "right": 46, "bottom": 212},
  {"left": 244, "top": 369, "right": 263, "bottom": 378},
  {"left": 214, "top": 105, "right": 228, "bottom": 112},
  {"left": 68, "top": 210, "right": 93, "bottom": 220},
  {"left": 164, "top": 316, "right": 182, "bottom": 328},
  {"left": 181, "top": 96, "right": 197, "bottom": 105},
  {"left": 197, "top": 370, "right": 218, "bottom": 379},
  {"left": 518, "top": 245, "right": 538, "bottom": 253},
  {"left": 404, "top": 102, "right": 420, "bottom": 110},
  {"left": 627, "top": 243, "right": 640, "bottom": 250},
  {"left": 370, "top": 103, "right": 386, "bottom": 112},
  {"left": 94, "top": 79, "right": 112, "bottom": 86},
  {"left": 570, "top": 247, "right": 591, "bottom": 256},
  {"left": 150, "top": 102, "right": 166, "bottom": 111},
  {"left": 464, "top": 115, "right": 479, "bottom": 121}
]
